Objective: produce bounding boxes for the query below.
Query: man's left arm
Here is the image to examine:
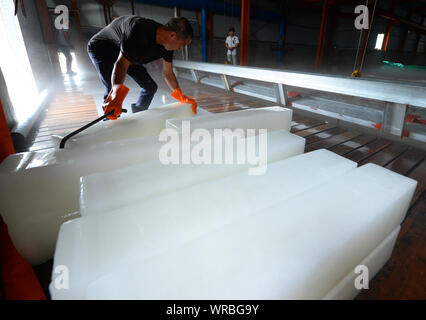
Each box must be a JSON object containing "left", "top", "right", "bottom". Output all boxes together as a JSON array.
[
  {"left": 163, "top": 60, "right": 198, "bottom": 114},
  {"left": 163, "top": 59, "right": 179, "bottom": 91}
]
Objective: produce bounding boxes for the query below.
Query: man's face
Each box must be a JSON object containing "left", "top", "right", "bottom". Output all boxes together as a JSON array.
[
  {"left": 164, "top": 32, "right": 191, "bottom": 51},
  {"left": 229, "top": 31, "right": 234, "bottom": 37}
]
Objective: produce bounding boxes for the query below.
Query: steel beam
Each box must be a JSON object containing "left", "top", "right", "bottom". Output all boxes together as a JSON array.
[
  {"left": 190, "top": 69, "right": 199, "bottom": 82},
  {"left": 275, "top": 83, "right": 288, "bottom": 106},
  {"left": 382, "top": 102, "right": 407, "bottom": 137},
  {"left": 173, "top": 60, "right": 426, "bottom": 108},
  {"left": 221, "top": 75, "right": 231, "bottom": 91}
]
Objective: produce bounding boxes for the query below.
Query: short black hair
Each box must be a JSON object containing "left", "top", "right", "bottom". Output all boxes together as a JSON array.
[
  {"left": 164, "top": 17, "right": 193, "bottom": 39},
  {"left": 229, "top": 27, "right": 235, "bottom": 32}
]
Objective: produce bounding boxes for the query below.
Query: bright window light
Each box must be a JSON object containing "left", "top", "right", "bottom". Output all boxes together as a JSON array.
[
  {"left": 0, "top": 0, "right": 39, "bottom": 123},
  {"left": 375, "top": 33, "right": 384, "bottom": 50}
]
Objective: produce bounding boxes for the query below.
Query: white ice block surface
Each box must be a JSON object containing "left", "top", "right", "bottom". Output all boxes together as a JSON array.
[
  {"left": 323, "top": 226, "right": 400, "bottom": 300},
  {"left": 80, "top": 130, "right": 305, "bottom": 217},
  {"left": 166, "top": 106, "right": 292, "bottom": 133},
  {"left": 0, "top": 135, "right": 179, "bottom": 265},
  {"left": 50, "top": 149, "right": 357, "bottom": 299},
  {"left": 68, "top": 163, "right": 415, "bottom": 300},
  {"left": 57, "top": 102, "right": 194, "bottom": 149}
]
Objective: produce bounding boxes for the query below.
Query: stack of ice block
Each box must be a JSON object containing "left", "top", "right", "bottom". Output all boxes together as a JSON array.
[
  {"left": 0, "top": 135, "right": 168, "bottom": 265},
  {"left": 166, "top": 106, "right": 292, "bottom": 133},
  {"left": 80, "top": 130, "right": 305, "bottom": 217},
  {"left": 55, "top": 102, "right": 195, "bottom": 149},
  {"left": 50, "top": 149, "right": 416, "bottom": 299},
  {"left": 0, "top": 106, "right": 296, "bottom": 265}
]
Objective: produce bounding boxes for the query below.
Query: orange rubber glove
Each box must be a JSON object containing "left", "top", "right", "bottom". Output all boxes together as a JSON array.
[
  {"left": 102, "top": 84, "right": 130, "bottom": 120},
  {"left": 171, "top": 88, "right": 197, "bottom": 115}
]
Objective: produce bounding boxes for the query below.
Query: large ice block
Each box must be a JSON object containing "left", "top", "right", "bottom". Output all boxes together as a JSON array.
[
  {"left": 323, "top": 226, "right": 400, "bottom": 300},
  {"left": 80, "top": 130, "right": 305, "bottom": 217},
  {"left": 76, "top": 163, "right": 415, "bottom": 299},
  {"left": 0, "top": 135, "right": 177, "bottom": 265},
  {"left": 56, "top": 102, "right": 194, "bottom": 149},
  {"left": 0, "top": 128, "right": 303, "bottom": 265},
  {"left": 50, "top": 149, "right": 357, "bottom": 299},
  {"left": 166, "top": 106, "right": 292, "bottom": 134}
]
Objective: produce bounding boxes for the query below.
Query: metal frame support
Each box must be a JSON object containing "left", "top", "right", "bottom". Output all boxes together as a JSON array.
[
  {"left": 275, "top": 83, "right": 288, "bottom": 106},
  {"left": 221, "top": 75, "right": 231, "bottom": 91},
  {"left": 382, "top": 102, "right": 407, "bottom": 137},
  {"left": 190, "top": 69, "right": 199, "bottom": 82},
  {"left": 173, "top": 60, "right": 426, "bottom": 108}
]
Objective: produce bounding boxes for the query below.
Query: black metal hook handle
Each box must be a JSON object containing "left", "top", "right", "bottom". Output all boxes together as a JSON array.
[{"left": 59, "top": 109, "right": 127, "bottom": 149}]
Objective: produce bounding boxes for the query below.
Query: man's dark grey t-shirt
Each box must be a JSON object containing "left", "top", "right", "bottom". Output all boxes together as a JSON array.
[{"left": 88, "top": 15, "right": 173, "bottom": 64}]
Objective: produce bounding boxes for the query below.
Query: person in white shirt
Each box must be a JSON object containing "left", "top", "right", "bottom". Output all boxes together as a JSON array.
[{"left": 225, "top": 27, "right": 239, "bottom": 65}]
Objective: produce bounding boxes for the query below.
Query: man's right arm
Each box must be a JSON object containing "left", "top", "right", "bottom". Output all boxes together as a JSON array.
[
  {"left": 102, "top": 51, "right": 131, "bottom": 120},
  {"left": 111, "top": 51, "right": 131, "bottom": 85}
]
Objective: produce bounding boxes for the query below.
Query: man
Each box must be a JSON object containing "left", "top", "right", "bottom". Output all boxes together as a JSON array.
[
  {"left": 225, "top": 27, "right": 239, "bottom": 65},
  {"left": 53, "top": 16, "right": 76, "bottom": 75},
  {"left": 87, "top": 16, "right": 197, "bottom": 120}
]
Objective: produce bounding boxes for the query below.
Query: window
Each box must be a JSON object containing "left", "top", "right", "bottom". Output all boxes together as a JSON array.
[
  {"left": 375, "top": 33, "right": 384, "bottom": 50},
  {"left": 0, "top": 0, "right": 39, "bottom": 123}
]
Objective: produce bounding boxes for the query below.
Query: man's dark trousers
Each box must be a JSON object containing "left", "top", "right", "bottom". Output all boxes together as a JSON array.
[{"left": 87, "top": 42, "right": 158, "bottom": 112}]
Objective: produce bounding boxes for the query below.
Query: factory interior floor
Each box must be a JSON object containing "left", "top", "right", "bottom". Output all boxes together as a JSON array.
[{"left": 28, "top": 51, "right": 425, "bottom": 300}]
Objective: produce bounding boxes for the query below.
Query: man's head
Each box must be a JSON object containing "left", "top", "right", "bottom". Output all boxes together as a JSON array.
[
  {"left": 228, "top": 27, "right": 235, "bottom": 37},
  {"left": 162, "top": 17, "right": 193, "bottom": 51}
]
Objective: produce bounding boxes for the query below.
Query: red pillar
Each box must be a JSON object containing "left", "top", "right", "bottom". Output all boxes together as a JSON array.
[
  {"left": 130, "top": 0, "right": 135, "bottom": 15},
  {"left": 0, "top": 100, "right": 15, "bottom": 163},
  {"left": 383, "top": 23, "right": 395, "bottom": 51},
  {"left": 315, "top": 0, "right": 328, "bottom": 69},
  {"left": 383, "top": 1, "right": 396, "bottom": 52},
  {"left": 207, "top": 13, "right": 213, "bottom": 58},
  {"left": 240, "top": 0, "right": 250, "bottom": 66}
]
